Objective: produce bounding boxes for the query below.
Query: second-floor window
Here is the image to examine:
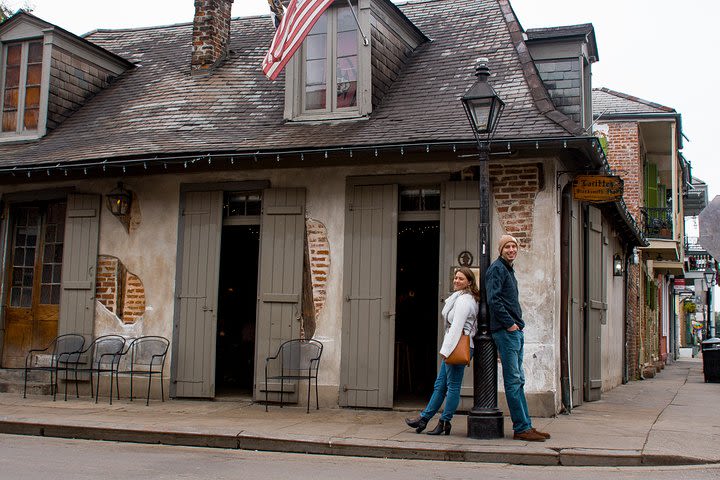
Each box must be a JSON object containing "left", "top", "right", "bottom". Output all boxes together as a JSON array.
[
  {"left": 302, "top": 5, "right": 358, "bottom": 114},
  {"left": 1, "top": 40, "right": 43, "bottom": 133}
]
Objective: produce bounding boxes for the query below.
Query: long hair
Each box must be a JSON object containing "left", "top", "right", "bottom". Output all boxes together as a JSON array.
[{"left": 457, "top": 266, "right": 480, "bottom": 301}]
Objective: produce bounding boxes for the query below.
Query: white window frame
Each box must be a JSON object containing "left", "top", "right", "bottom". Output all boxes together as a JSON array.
[{"left": 284, "top": 0, "right": 371, "bottom": 121}]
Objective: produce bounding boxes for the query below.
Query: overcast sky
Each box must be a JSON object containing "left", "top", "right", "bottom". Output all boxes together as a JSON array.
[{"left": 7, "top": 0, "right": 719, "bottom": 203}]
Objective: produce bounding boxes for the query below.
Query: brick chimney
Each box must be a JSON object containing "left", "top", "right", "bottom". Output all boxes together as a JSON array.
[{"left": 191, "top": 0, "right": 234, "bottom": 72}]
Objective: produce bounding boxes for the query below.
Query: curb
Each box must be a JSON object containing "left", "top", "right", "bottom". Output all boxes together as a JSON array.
[{"left": 0, "top": 420, "right": 711, "bottom": 467}]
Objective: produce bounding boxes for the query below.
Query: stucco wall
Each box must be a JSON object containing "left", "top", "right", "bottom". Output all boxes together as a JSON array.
[{"left": 492, "top": 157, "right": 559, "bottom": 415}]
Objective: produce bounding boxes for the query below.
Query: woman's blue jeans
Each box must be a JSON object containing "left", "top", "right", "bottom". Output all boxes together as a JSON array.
[
  {"left": 419, "top": 349, "right": 472, "bottom": 422},
  {"left": 492, "top": 329, "right": 532, "bottom": 433}
]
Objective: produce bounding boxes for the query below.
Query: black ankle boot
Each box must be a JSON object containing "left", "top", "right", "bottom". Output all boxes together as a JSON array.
[
  {"left": 426, "top": 419, "right": 451, "bottom": 436},
  {"left": 405, "top": 415, "right": 429, "bottom": 433}
]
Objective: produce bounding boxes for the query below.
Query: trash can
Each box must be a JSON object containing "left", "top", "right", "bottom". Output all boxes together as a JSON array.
[{"left": 701, "top": 338, "right": 720, "bottom": 383}]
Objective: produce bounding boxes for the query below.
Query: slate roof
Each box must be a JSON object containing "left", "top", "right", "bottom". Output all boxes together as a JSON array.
[
  {"left": 592, "top": 87, "right": 676, "bottom": 117},
  {"left": 0, "top": 0, "right": 581, "bottom": 169}
]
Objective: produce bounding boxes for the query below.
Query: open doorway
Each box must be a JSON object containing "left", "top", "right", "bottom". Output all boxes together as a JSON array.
[
  {"left": 216, "top": 225, "right": 259, "bottom": 396},
  {"left": 394, "top": 221, "right": 440, "bottom": 406}
]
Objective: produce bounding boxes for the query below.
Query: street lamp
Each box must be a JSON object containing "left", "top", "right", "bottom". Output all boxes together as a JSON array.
[
  {"left": 461, "top": 58, "right": 505, "bottom": 439},
  {"left": 703, "top": 266, "right": 716, "bottom": 339}
]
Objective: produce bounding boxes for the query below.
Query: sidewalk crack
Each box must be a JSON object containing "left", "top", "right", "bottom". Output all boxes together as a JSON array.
[{"left": 640, "top": 367, "right": 689, "bottom": 455}]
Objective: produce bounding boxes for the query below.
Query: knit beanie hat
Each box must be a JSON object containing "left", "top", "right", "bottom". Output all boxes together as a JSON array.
[{"left": 498, "top": 234, "right": 519, "bottom": 255}]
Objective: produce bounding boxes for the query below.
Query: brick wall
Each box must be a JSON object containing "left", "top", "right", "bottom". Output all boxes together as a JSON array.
[
  {"left": 489, "top": 163, "right": 543, "bottom": 249},
  {"left": 48, "top": 46, "right": 116, "bottom": 131},
  {"left": 626, "top": 263, "right": 640, "bottom": 379},
  {"left": 602, "top": 122, "right": 643, "bottom": 223},
  {"left": 306, "top": 219, "right": 329, "bottom": 316},
  {"left": 192, "top": 0, "right": 234, "bottom": 71},
  {"left": 95, "top": 255, "right": 145, "bottom": 324}
]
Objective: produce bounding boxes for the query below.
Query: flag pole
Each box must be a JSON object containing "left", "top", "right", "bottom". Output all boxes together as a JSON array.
[{"left": 346, "top": 0, "right": 369, "bottom": 46}]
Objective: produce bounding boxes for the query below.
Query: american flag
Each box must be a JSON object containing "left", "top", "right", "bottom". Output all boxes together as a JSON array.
[{"left": 262, "top": 0, "right": 335, "bottom": 81}]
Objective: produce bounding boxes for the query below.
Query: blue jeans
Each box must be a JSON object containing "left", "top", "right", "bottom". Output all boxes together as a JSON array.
[
  {"left": 420, "top": 349, "right": 472, "bottom": 422},
  {"left": 492, "top": 329, "right": 532, "bottom": 433}
]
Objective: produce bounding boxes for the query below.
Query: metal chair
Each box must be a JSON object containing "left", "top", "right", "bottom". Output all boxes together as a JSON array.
[
  {"left": 23, "top": 334, "right": 85, "bottom": 398},
  {"left": 59, "top": 335, "right": 125, "bottom": 403},
  {"left": 115, "top": 336, "right": 169, "bottom": 405},
  {"left": 264, "top": 339, "right": 323, "bottom": 413}
]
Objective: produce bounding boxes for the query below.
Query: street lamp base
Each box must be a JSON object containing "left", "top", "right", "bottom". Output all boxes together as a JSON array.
[{"left": 467, "top": 409, "right": 504, "bottom": 439}]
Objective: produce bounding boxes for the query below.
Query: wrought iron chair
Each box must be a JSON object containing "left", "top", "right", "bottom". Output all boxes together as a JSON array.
[
  {"left": 59, "top": 335, "right": 125, "bottom": 403},
  {"left": 115, "top": 336, "right": 170, "bottom": 405},
  {"left": 264, "top": 339, "right": 323, "bottom": 413},
  {"left": 23, "top": 334, "right": 85, "bottom": 398}
]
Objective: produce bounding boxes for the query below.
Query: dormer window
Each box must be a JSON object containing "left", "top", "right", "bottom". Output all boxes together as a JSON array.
[
  {"left": 284, "top": 1, "right": 370, "bottom": 121},
  {"left": 1, "top": 40, "right": 43, "bottom": 133},
  {"left": 304, "top": 6, "right": 358, "bottom": 112}
]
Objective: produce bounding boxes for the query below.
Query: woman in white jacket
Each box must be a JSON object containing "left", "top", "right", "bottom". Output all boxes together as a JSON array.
[{"left": 404, "top": 267, "right": 479, "bottom": 436}]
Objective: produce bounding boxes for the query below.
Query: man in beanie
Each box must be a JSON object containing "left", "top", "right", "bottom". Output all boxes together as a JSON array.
[{"left": 485, "top": 234, "right": 550, "bottom": 442}]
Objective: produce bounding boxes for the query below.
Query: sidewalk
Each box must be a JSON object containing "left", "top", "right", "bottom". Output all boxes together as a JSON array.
[{"left": 0, "top": 358, "right": 718, "bottom": 466}]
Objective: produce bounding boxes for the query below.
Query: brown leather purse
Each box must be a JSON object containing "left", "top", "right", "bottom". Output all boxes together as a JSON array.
[{"left": 445, "top": 333, "right": 471, "bottom": 366}]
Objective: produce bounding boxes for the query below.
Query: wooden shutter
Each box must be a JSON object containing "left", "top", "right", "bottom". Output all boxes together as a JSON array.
[
  {"left": 340, "top": 184, "right": 397, "bottom": 408},
  {"left": 442, "top": 181, "right": 479, "bottom": 399},
  {"left": 570, "top": 200, "right": 584, "bottom": 407},
  {"left": 58, "top": 194, "right": 100, "bottom": 339},
  {"left": 172, "top": 190, "right": 223, "bottom": 398},
  {"left": 585, "top": 205, "right": 603, "bottom": 401},
  {"left": 254, "top": 188, "right": 306, "bottom": 401}
]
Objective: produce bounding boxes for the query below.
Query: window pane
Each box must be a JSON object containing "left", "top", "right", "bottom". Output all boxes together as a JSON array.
[
  {"left": 4, "top": 65, "right": 20, "bottom": 88},
  {"left": 337, "top": 6, "right": 356, "bottom": 32},
  {"left": 51, "top": 285, "right": 61, "bottom": 304},
  {"left": 4, "top": 87, "right": 18, "bottom": 108},
  {"left": 10, "top": 287, "right": 21, "bottom": 306},
  {"left": 306, "top": 34, "right": 326, "bottom": 60},
  {"left": 54, "top": 244, "right": 63, "bottom": 263},
  {"left": 2, "top": 112, "right": 17, "bottom": 132},
  {"left": 305, "top": 58, "right": 326, "bottom": 85},
  {"left": 27, "top": 41, "right": 43, "bottom": 63},
  {"left": 337, "top": 31, "right": 357, "bottom": 58},
  {"left": 53, "top": 265, "right": 62, "bottom": 283},
  {"left": 24, "top": 107, "right": 39, "bottom": 129},
  {"left": 42, "top": 263, "right": 52, "bottom": 283},
  {"left": 20, "top": 287, "right": 32, "bottom": 307},
  {"left": 6, "top": 44, "right": 21, "bottom": 66},
  {"left": 305, "top": 85, "right": 326, "bottom": 110},
  {"left": 337, "top": 55, "right": 357, "bottom": 108},
  {"left": 26, "top": 64, "right": 42, "bottom": 86},
  {"left": 310, "top": 11, "right": 328, "bottom": 34},
  {"left": 40, "top": 285, "right": 51, "bottom": 304}
]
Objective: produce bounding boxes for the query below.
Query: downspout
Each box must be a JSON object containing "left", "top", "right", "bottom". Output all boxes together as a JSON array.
[
  {"left": 622, "top": 246, "right": 630, "bottom": 384},
  {"left": 560, "top": 185, "right": 572, "bottom": 411}
]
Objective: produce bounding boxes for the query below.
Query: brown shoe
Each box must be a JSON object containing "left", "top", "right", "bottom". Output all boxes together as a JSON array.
[
  {"left": 513, "top": 429, "right": 546, "bottom": 442},
  {"left": 531, "top": 427, "right": 551, "bottom": 439}
]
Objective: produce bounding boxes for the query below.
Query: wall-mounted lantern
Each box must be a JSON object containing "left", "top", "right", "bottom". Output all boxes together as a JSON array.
[
  {"left": 106, "top": 182, "right": 132, "bottom": 216},
  {"left": 613, "top": 253, "right": 623, "bottom": 277}
]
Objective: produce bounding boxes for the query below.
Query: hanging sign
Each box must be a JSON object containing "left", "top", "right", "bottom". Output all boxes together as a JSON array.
[{"left": 572, "top": 175, "right": 624, "bottom": 202}]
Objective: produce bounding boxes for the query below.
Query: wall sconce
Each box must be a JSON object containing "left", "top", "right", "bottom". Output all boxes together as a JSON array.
[
  {"left": 106, "top": 182, "right": 132, "bottom": 216},
  {"left": 613, "top": 253, "right": 623, "bottom": 277}
]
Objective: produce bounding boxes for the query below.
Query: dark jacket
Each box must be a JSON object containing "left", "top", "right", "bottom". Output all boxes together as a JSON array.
[{"left": 486, "top": 256, "right": 524, "bottom": 332}]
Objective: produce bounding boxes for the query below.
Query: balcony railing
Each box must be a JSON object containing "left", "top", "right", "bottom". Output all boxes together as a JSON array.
[{"left": 641, "top": 207, "right": 673, "bottom": 239}]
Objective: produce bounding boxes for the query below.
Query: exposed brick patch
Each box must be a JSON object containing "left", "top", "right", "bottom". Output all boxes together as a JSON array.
[
  {"left": 489, "top": 163, "right": 542, "bottom": 249},
  {"left": 626, "top": 263, "right": 640, "bottom": 380},
  {"left": 95, "top": 255, "right": 146, "bottom": 324},
  {"left": 306, "top": 218, "right": 329, "bottom": 316},
  {"left": 598, "top": 122, "right": 643, "bottom": 225},
  {"left": 191, "top": 0, "right": 234, "bottom": 71}
]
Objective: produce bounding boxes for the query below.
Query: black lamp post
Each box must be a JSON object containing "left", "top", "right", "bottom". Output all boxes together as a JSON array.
[
  {"left": 461, "top": 58, "right": 505, "bottom": 439},
  {"left": 703, "top": 266, "right": 716, "bottom": 339}
]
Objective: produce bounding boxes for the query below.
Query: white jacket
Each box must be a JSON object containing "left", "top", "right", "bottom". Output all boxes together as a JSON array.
[{"left": 439, "top": 290, "right": 479, "bottom": 358}]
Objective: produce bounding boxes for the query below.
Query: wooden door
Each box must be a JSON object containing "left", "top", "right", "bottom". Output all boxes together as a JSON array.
[
  {"left": 585, "top": 205, "right": 603, "bottom": 401},
  {"left": 58, "top": 194, "right": 101, "bottom": 340},
  {"left": 172, "top": 190, "right": 223, "bottom": 398},
  {"left": 254, "top": 188, "right": 306, "bottom": 402},
  {"left": 441, "top": 181, "right": 479, "bottom": 400},
  {"left": 2, "top": 201, "right": 66, "bottom": 367},
  {"left": 340, "top": 184, "right": 397, "bottom": 408},
  {"left": 570, "top": 199, "right": 583, "bottom": 407}
]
